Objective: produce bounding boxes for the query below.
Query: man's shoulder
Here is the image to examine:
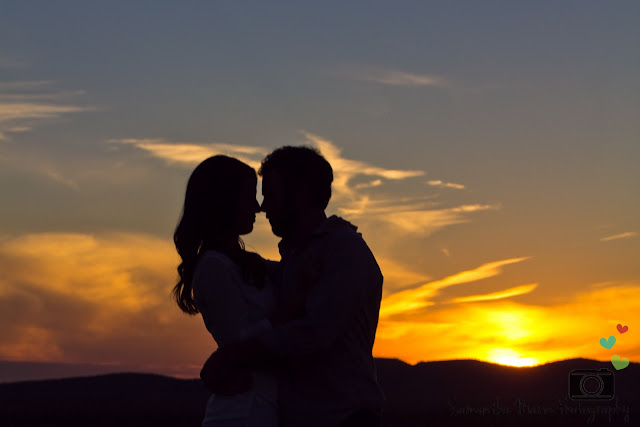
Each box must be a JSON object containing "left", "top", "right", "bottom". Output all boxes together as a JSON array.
[
  {"left": 314, "top": 215, "right": 361, "bottom": 240},
  {"left": 312, "top": 217, "right": 378, "bottom": 264},
  {"left": 318, "top": 215, "right": 358, "bottom": 232}
]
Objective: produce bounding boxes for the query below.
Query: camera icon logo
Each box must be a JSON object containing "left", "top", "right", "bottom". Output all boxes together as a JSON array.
[{"left": 568, "top": 368, "right": 615, "bottom": 400}]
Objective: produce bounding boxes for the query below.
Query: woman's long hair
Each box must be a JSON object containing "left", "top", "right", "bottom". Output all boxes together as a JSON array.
[{"left": 172, "top": 155, "right": 265, "bottom": 315}]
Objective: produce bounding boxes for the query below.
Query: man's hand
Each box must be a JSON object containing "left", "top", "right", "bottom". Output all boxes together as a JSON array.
[{"left": 200, "top": 346, "right": 253, "bottom": 395}]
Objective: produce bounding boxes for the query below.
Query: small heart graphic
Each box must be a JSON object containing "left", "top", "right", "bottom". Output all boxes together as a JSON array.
[
  {"left": 617, "top": 324, "right": 629, "bottom": 334},
  {"left": 611, "top": 355, "right": 629, "bottom": 370},
  {"left": 600, "top": 336, "right": 616, "bottom": 349}
]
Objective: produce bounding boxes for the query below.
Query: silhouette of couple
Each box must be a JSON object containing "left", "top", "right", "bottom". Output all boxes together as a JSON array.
[{"left": 173, "top": 146, "right": 384, "bottom": 427}]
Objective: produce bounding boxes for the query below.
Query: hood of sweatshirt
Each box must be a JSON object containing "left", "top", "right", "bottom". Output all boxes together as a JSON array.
[{"left": 314, "top": 215, "right": 358, "bottom": 235}]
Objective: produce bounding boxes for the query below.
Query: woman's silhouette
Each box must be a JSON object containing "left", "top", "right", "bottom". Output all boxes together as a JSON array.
[{"left": 173, "top": 155, "right": 282, "bottom": 426}]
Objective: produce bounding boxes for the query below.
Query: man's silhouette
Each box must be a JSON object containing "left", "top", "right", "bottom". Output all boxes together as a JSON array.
[{"left": 201, "top": 146, "right": 385, "bottom": 427}]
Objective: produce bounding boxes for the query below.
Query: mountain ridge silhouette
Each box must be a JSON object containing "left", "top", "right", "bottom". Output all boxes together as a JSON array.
[{"left": 1, "top": 358, "right": 637, "bottom": 426}]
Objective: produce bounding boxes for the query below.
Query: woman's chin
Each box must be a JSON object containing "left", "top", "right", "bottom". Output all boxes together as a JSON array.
[{"left": 240, "top": 224, "right": 254, "bottom": 235}]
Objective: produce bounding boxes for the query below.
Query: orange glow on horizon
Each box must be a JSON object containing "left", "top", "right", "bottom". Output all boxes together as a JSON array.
[
  {"left": 373, "top": 284, "right": 640, "bottom": 368},
  {"left": 1, "top": 232, "right": 638, "bottom": 376},
  {"left": 485, "top": 348, "right": 540, "bottom": 367}
]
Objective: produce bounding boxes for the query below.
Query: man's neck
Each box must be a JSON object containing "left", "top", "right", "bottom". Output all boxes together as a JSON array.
[{"left": 283, "top": 210, "right": 327, "bottom": 248}]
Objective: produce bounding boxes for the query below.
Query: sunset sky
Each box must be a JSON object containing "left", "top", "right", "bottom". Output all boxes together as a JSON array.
[{"left": 1, "top": 1, "right": 638, "bottom": 380}]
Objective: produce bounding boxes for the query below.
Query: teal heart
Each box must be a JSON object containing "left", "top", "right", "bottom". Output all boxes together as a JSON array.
[
  {"left": 611, "top": 355, "right": 629, "bottom": 370},
  {"left": 599, "top": 336, "right": 616, "bottom": 349}
]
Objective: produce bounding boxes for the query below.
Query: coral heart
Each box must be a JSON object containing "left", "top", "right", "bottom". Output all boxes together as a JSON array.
[
  {"left": 599, "top": 336, "right": 616, "bottom": 349},
  {"left": 611, "top": 355, "right": 629, "bottom": 370},
  {"left": 617, "top": 324, "right": 629, "bottom": 334}
]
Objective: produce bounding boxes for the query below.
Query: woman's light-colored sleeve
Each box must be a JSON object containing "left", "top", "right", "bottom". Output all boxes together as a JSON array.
[{"left": 193, "top": 254, "right": 271, "bottom": 346}]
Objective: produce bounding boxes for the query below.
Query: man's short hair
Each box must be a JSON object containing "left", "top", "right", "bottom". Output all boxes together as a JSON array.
[{"left": 259, "top": 145, "right": 333, "bottom": 209}]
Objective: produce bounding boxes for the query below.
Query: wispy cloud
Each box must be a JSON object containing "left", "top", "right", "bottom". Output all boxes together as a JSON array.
[
  {"left": 354, "top": 179, "right": 383, "bottom": 189},
  {"left": 339, "top": 66, "right": 448, "bottom": 87},
  {"left": 6, "top": 126, "right": 32, "bottom": 133},
  {"left": 110, "top": 132, "right": 489, "bottom": 238},
  {"left": 376, "top": 256, "right": 431, "bottom": 295},
  {"left": 297, "top": 133, "right": 497, "bottom": 236},
  {"left": 336, "top": 196, "right": 437, "bottom": 217},
  {"left": 113, "top": 133, "right": 425, "bottom": 199},
  {"left": 448, "top": 283, "right": 538, "bottom": 303},
  {"left": 0, "top": 91, "right": 87, "bottom": 101},
  {"left": 302, "top": 132, "right": 425, "bottom": 199},
  {"left": 380, "top": 257, "right": 531, "bottom": 319},
  {"left": 365, "top": 70, "right": 447, "bottom": 87},
  {"left": 109, "top": 138, "right": 268, "bottom": 170},
  {"left": 43, "top": 170, "right": 80, "bottom": 190},
  {"left": 379, "top": 204, "right": 497, "bottom": 235},
  {"left": 600, "top": 231, "right": 637, "bottom": 242},
  {"left": 0, "top": 103, "right": 89, "bottom": 123},
  {"left": 0, "top": 81, "right": 92, "bottom": 140},
  {"left": 427, "top": 180, "right": 465, "bottom": 190}
]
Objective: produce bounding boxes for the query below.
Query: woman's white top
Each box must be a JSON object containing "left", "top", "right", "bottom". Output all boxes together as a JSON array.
[{"left": 192, "top": 250, "right": 278, "bottom": 425}]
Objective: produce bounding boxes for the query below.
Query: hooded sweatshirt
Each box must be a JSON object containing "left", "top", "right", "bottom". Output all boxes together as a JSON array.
[{"left": 261, "top": 215, "right": 385, "bottom": 427}]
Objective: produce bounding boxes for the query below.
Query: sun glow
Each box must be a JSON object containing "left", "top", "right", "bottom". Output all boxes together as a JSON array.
[{"left": 486, "top": 348, "right": 539, "bottom": 367}]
